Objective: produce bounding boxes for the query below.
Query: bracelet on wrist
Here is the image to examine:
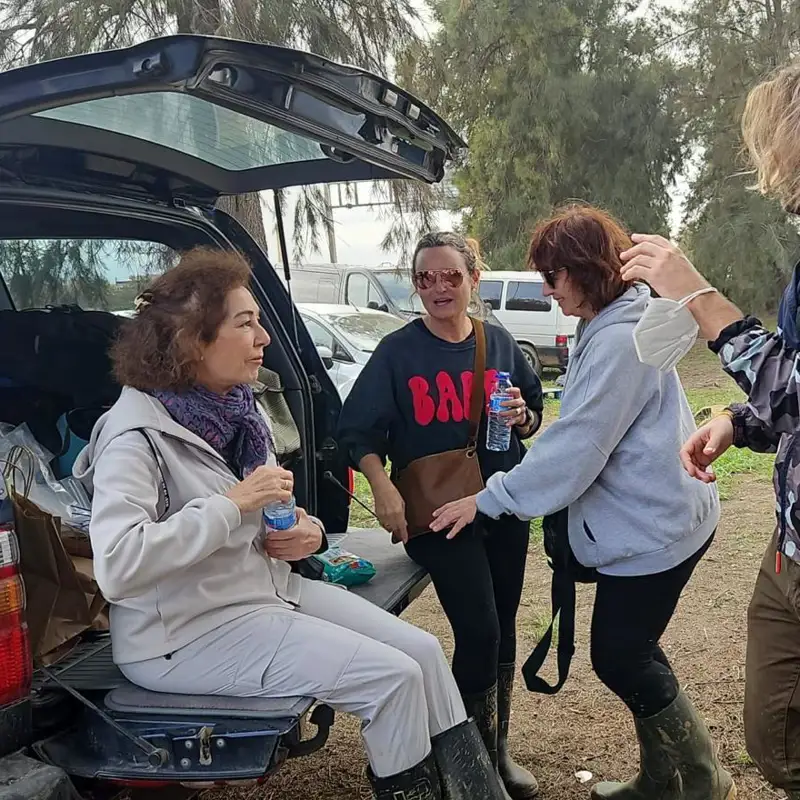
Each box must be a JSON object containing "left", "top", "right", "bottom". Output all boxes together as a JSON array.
[{"left": 714, "top": 408, "right": 735, "bottom": 423}]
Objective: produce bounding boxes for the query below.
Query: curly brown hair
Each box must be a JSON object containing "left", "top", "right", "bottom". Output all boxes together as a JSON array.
[
  {"left": 527, "top": 204, "right": 633, "bottom": 313},
  {"left": 112, "top": 246, "right": 252, "bottom": 392}
]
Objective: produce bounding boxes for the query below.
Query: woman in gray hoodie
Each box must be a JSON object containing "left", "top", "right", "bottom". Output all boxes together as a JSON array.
[{"left": 431, "top": 205, "right": 734, "bottom": 800}]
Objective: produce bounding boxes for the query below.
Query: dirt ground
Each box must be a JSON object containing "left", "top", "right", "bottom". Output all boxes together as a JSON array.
[{"left": 228, "top": 346, "right": 780, "bottom": 800}]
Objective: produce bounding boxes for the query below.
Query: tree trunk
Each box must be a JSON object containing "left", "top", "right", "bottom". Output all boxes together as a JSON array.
[
  {"left": 182, "top": 0, "right": 270, "bottom": 255},
  {"left": 217, "top": 193, "right": 270, "bottom": 253}
]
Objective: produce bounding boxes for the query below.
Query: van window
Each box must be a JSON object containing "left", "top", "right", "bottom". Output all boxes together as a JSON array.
[
  {"left": 506, "top": 281, "right": 551, "bottom": 312},
  {"left": 346, "top": 273, "right": 371, "bottom": 306},
  {"left": 373, "top": 271, "right": 424, "bottom": 314},
  {"left": 479, "top": 280, "right": 503, "bottom": 310},
  {"left": 0, "top": 238, "right": 177, "bottom": 311}
]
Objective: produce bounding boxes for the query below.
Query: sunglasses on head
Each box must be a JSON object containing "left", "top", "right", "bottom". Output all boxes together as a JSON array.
[
  {"left": 412, "top": 268, "right": 466, "bottom": 290},
  {"left": 541, "top": 267, "right": 567, "bottom": 287}
]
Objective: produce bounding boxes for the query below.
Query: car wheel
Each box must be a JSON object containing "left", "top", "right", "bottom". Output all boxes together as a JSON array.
[{"left": 520, "top": 344, "right": 542, "bottom": 376}]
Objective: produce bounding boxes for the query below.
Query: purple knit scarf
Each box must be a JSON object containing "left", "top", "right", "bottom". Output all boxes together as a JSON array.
[{"left": 152, "top": 384, "right": 273, "bottom": 475}]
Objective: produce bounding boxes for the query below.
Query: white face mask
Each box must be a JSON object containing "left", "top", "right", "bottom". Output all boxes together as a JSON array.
[{"left": 633, "top": 287, "right": 717, "bottom": 373}]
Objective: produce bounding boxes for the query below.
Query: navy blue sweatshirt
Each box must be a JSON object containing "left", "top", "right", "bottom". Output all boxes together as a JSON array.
[{"left": 337, "top": 318, "right": 544, "bottom": 481}]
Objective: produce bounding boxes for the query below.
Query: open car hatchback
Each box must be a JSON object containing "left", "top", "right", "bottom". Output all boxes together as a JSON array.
[{"left": 0, "top": 34, "right": 463, "bottom": 800}]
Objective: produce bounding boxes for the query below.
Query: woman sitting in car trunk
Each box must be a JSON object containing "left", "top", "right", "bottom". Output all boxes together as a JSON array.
[{"left": 74, "top": 246, "right": 509, "bottom": 800}]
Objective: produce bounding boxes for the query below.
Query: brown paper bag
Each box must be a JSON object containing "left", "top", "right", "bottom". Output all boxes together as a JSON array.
[{"left": 3, "top": 447, "right": 105, "bottom": 661}]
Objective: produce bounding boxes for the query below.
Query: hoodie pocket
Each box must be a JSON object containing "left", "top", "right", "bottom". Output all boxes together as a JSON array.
[
  {"left": 583, "top": 521, "right": 597, "bottom": 543},
  {"left": 154, "top": 585, "right": 168, "bottom": 637}
]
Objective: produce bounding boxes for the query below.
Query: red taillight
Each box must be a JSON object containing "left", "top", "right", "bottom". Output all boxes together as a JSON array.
[
  {"left": 347, "top": 468, "right": 355, "bottom": 502},
  {"left": 556, "top": 335, "right": 568, "bottom": 348},
  {"left": 0, "top": 523, "right": 31, "bottom": 706}
]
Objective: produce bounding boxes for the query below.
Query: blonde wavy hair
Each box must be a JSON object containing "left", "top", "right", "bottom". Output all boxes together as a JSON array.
[{"left": 742, "top": 63, "right": 800, "bottom": 210}]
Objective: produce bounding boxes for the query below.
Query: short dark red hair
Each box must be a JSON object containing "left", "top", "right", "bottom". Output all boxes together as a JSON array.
[{"left": 527, "top": 204, "right": 633, "bottom": 313}]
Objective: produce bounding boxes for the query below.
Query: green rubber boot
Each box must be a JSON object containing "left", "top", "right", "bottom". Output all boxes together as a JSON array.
[{"left": 590, "top": 707, "right": 681, "bottom": 799}]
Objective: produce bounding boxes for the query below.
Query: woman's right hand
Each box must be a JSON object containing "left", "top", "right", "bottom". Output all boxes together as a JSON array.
[
  {"left": 372, "top": 479, "right": 409, "bottom": 544},
  {"left": 225, "top": 465, "right": 294, "bottom": 513},
  {"left": 680, "top": 415, "right": 735, "bottom": 484}
]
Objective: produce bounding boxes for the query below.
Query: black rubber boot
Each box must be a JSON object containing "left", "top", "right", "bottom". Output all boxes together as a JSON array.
[
  {"left": 497, "top": 664, "right": 539, "bottom": 799},
  {"left": 590, "top": 710, "right": 682, "bottom": 799},
  {"left": 431, "top": 718, "right": 511, "bottom": 800},
  {"left": 368, "top": 751, "right": 442, "bottom": 799},
  {"left": 462, "top": 686, "right": 513, "bottom": 800}
]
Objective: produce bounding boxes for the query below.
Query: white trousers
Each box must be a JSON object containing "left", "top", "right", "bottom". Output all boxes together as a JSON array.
[{"left": 121, "top": 578, "right": 466, "bottom": 777}]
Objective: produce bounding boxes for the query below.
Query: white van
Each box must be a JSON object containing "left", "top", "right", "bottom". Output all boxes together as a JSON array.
[{"left": 478, "top": 271, "right": 578, "bottom": 374}]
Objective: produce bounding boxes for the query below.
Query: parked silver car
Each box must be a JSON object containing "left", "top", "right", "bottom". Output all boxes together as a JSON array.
[{"left": 297, "top": 303, "right": 406, "bottom": 399}]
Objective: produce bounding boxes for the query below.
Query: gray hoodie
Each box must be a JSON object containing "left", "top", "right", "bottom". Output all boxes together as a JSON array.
[{"left": 476, "top": 283, "right": 719, "bottom": 576}]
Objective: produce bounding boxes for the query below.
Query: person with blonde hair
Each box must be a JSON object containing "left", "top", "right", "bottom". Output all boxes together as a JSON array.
[
  {"left": 338, "top": 231, "right": 544, "bottom": 799},
  {"left": 617, "top": 63, "right": 800, "bottom": 798}
]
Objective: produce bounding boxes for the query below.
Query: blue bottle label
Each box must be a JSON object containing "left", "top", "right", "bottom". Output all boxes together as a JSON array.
[
  {"left": 264, "top": 510, "right": 296, "bottom": 531},
  {"left": 489, "top": 394, "right": 506, "bottom": 413}
]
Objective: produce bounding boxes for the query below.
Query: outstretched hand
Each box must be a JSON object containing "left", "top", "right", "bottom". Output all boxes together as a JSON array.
[
  {"left": 679, "top": 415, "right": 735, "bottom": 484},
  {"left": 430, "top": 495, "right": 478, "bottom": 539}
]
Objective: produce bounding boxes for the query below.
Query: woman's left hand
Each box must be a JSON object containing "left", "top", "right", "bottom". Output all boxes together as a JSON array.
[
  {"left": 265, "top": 508, "right": 323, "bottom": 561},
  {"left": 430, "top": 495, "right": 478, "bottom": 539},
  {"left": 500, "top": 387, "right": 529, "bottom": 428}
]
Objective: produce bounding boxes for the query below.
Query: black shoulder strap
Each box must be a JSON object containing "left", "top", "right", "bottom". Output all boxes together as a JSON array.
[
  {"left": 135, "top": 428, "right": 171, "bottom": 520},
  {"left": 521, "top": 568, "right": 577, "bottom": 695}
]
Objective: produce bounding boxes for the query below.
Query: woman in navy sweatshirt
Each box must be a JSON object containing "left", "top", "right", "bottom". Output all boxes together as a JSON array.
[{"left": 337, "top": 232, "right": 544, "bottom": 800}]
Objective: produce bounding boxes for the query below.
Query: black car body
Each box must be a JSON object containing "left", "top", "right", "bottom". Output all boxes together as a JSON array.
[{"left": 0, "top": 34, "right": 463, "bottom": 800}]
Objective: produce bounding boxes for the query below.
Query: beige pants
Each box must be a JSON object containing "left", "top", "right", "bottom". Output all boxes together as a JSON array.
[{"left": 121, "top": 577, "right": 466, "bottom": 777}]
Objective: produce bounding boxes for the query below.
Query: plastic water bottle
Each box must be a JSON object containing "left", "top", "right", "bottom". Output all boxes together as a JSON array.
[
  {"left": 242, "top": 466, "right": 297, "bottom": 534},
  {"left": 263, "top": 496, "right": 297, "bottom": 533},
  {"left": 486, "top": 371, "right": 513, "bottom": 452}
]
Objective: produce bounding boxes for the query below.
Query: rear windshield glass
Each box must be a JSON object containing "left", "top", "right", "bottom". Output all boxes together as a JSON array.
[
  {"left": 0, "top": 238, "right": 177, "bottom": 311},
  {"left": 36, "top": 92, "right": 324, "bottom": 172}
]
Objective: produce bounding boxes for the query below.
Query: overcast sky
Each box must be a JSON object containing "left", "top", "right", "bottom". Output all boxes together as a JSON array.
[{"left": 261, "top": 0, "right": 690, "bottom": 268}]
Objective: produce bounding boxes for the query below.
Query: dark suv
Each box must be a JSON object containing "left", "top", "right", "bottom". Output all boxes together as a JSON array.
[{"left": 0, "top": 34, "right": 463, "bottom": 800}]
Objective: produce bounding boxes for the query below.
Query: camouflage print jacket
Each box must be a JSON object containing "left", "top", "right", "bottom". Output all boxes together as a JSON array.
[{"left": 710, "top": 317, "right": 799, "bottom": 566}]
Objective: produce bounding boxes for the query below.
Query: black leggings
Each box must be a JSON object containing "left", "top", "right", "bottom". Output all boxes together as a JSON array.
[
  {"left": 590, "top": 533, "right": 713, "bottom": 718},
  {"left": 405, "top": 514, "right": 529, "bottom": 695}
]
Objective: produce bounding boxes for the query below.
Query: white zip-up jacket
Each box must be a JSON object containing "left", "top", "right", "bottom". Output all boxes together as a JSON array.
[{"left": 74, "top": 386, "right": 304, "bottom": 665}]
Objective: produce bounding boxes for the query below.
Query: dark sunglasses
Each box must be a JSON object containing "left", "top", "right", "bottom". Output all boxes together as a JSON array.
[
  {"left": 412, "top": 268, "right": 466, "bottom": 290},
  {"left": 541, "top": 267, "right": 567, "bottom": 287}
]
